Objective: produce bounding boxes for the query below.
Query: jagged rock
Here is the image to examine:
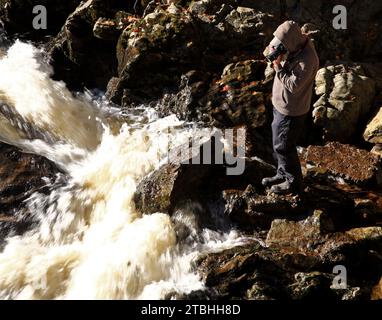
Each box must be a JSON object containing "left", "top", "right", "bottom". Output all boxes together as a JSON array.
[
  {"left": 306, "top": 142, "right": 382, "bottom": 186},
  {"left": 364, "top": 107, "right": 382, "bottom": 144},
  {"left": 193, "top": 6, "right": 276, "bottom": 55},
  {"left": 0, "top": 143, "right": 63, "bottom": 246},
  {"left": 289, "top": 272, "right": 337, "bottom": 300},
  {"left": 47, "top": 1, "right": 136, "bottom": 89},
  {"left": 134, "top": 136, "right": 275, "bottom": 217},
  {"left": 133, "top": 162, "right": 216, "bottom": 215},
  {"left": 146, "top": 69, "right": 212, "bottom": 121},
  {"left": 223, "top": 181, "right": 357, "bottom": 231},
  {"left": 108, "top": 4, "right": 276, "bottom": 115},
  {"left": 206, "top": 59, "right": 271, "bottom": 128},
  {"left": 193, "top": 226, "right": 382, "bottom": 300},
  {"left": 313, "top": 63, "right": 376, "bottom": 142},
  {"left": 107, "top": 5, "right": 204, "bottom": 107},
  {"left": 93, "top": 17, "right": 119, "bottom": 40},
  {"left": 222, "top": 7, "right": 276, "bottom": 47},
  {"left": 266, "top": 212, "right": 382, "bottom": 259},
  {"left": 223, "top": 185, "right": 305, "bottom": 230},
  {"left": 266, "top": 210, "right": 334, "bottom": 248},
  {"left": 188, "top": 0, "right": 237, "bottom": 17},
  {"left": 194, "top": 242, "right": 292, "bottom": 299}
]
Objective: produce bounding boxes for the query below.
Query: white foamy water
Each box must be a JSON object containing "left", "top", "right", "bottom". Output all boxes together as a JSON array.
[{"left": 0, "top": 41, "right": 247, "bottom": 299}]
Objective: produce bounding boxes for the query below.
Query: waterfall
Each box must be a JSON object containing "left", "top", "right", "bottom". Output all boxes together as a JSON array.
[{"left": 0, "top": 41, "right": 246, "bottom": 299}]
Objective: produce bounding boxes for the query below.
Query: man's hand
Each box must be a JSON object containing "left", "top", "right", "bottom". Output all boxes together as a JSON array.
[{"left": 272, "top": 54, "right": 283, "bottom": 69}]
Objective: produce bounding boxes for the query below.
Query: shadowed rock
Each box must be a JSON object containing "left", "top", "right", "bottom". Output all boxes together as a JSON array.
[
  {"left": 186, "top": 215, "right": 382, "bottom": 300},
  {"left": 0, "top": 143, "right": 64, "bottom": 247}
]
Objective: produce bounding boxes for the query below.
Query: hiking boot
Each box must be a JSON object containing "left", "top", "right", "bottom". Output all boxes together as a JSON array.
[
  {"left": 270, "top": 181, "right": 303, "bottom": 195},
  {"left": 261, "top": 175, "right": 284, "bottom": 187}
]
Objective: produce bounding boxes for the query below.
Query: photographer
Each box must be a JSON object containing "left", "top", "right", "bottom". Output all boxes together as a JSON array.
[{"left": 262, "top": 20, "right": 319, "bottom": 194}]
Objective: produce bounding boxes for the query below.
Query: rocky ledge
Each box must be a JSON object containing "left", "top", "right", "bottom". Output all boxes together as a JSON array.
[{"left": 133, "top": 139, "right": 382, "bottom": 300}]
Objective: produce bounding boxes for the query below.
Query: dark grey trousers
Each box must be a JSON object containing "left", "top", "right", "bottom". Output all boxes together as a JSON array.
[{"left": 271, "top": 106, "right": 306, "bottom": 188}]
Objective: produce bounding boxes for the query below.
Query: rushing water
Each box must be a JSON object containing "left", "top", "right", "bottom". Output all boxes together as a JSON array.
[{"left": 0, "top": 41, "right": 247, "bottom": 299}]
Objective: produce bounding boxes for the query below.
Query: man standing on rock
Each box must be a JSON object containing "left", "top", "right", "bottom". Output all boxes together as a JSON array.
[{"left": 262, "top": 20, "right": 319, "bottom": 194}]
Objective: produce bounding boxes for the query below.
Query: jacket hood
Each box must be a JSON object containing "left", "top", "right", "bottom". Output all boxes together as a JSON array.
[{"left": 273, "top": 20, "right": 306, "bottom": 53}]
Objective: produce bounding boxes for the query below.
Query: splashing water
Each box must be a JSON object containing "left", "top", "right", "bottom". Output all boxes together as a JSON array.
[{"left": 0, "top": 41, "right": 246, "bottom": 299}]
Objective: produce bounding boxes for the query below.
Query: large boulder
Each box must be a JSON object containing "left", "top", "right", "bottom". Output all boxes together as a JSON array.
[
  {"left": 306, "top": 142, "right": 382, "bottom": 186},
  {"left": 107, "top": 5, "right": 204, "bottom": 107},
  {"left": 206, "top": 59, "right": 271, "bottom": 129},
  {"left": 313, "top": 63, "right": 376, "bottom": 142},
  {"left": 47, "top": 0, "right": 137, "bottom": 89},
  {"left": 134, "top": 152, "right": 276, "bottom": 216},
  {"left": 133, "top": 162, "right": 218, "bottom": 216},
  {"left": 107, "top": 4, "right": 276, "bottom": 114}
]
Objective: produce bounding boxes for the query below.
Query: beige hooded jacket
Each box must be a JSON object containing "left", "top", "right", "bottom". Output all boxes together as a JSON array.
[{"left": 271, "top": 21, "right": 319, "bottom": 116}]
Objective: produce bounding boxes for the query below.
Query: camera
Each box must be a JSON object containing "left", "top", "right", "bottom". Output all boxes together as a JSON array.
[{"left": 265, "top": 42, "right": 288, "bottom": 62}]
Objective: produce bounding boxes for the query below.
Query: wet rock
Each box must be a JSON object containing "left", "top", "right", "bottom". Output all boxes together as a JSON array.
[
  {"left": 354, "top": 197, "right": 381, "bottom": 225},
  {"left": 267, "top": 212, "right": 382, "bottom": 261},
  {"left": 133, "top": 133, "right": 226, "bottom": 216},
  {"left": 134, "top": 136, "right": 275, "bottom": 217},
  {"left": 223, "top": 185, "right": 305, "bottom": 231},
  {"left": 317, "top": 227, "right": 382, "bottom": 286},
  {"left": 306, "top": 142, "right": 382, "bottom": 186},
  {"left": 313, "top": 63, "right": 376, "bottom": 142},
  {"left": 146, "top": 69, "right": 212, "bottom": 121},
  {"left": 223, "top": 181, "right": 357, "bottom": 231},
  {"left": 0, "top": 143, "right": 63, "bottom": 246},
  {"left": 265, "top": 210, "right": 334, "bottom": 249},
  {"left": 192, "top": 217, "right": 382, "bottom": 300},
  {"left": 364, "top": 107, "right": 382, "bottom": 144},
  {"left": 133, "top": 162, "right": 216, "bottom": 215},
  {"left": 194, "top": 242, "right": 292, "bottom": 299}
]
